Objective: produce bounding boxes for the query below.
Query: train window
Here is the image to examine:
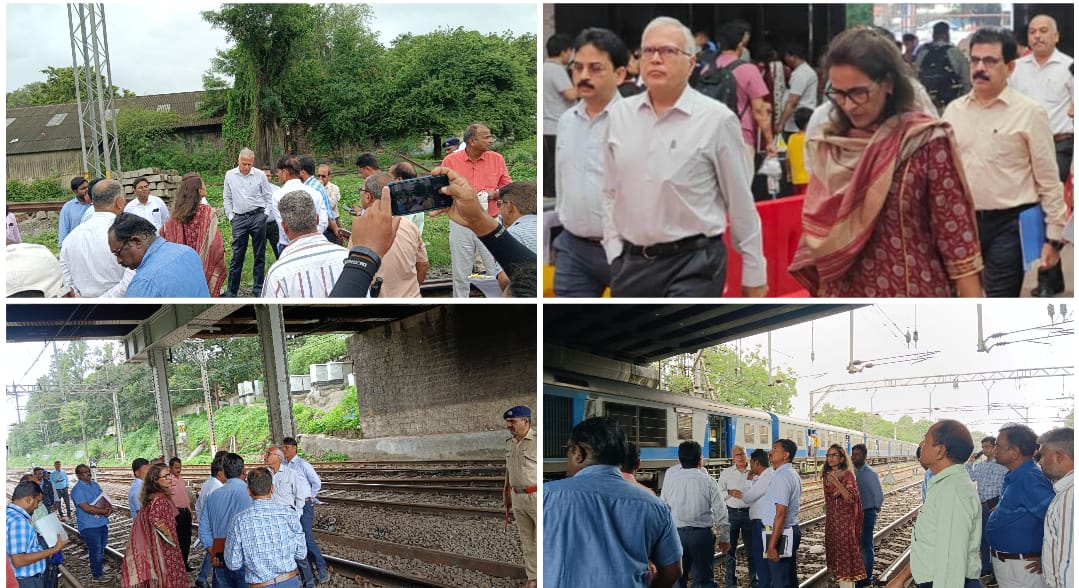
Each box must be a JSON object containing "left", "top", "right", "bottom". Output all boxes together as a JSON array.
[
  {"left": 744, "top": 423, "right": 755, "bottom": 443},
  {"left": 759, "top": 425, "right": 768, "bottom": 444},
  {"left": 677, "top": 413, "right": 693, "bottom": 441},
  {"left": 605, "top": 402, "right": 667, "bottom": 447}
]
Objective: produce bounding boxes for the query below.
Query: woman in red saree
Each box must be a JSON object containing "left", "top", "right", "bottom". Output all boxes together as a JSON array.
[
  {"left": 161, "top": 173, "right": 226, "bottom": 297},
  {"left": 121, "top": 463, "right": 188, "bottom": 587},
  {"left": 790, "top": 28, "right": 983, "bottom": 297},
  {"left": 823, "top": 444, "right": 865, "bottom": 587}
]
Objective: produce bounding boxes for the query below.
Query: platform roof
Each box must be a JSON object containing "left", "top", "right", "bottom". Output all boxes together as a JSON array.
[{"left": 544, "top": 304, "right": 859, "bottom": 364}]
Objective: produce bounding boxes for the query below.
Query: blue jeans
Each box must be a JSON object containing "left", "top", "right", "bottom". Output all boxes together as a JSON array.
[
  {"left": 197, "top": 547, "right": 212, "bottom": 583},
  {"left": 856, "top": 508, "right": 879, "bottom": 587},
  {"left": 212, "top": 567, "right": 246, "bottom": 588},
  {"left": 296, "top": 558, "right": 314, "bottom": 588},
  {"left": 726, "top": 507, "right": 755, "bottom": 588},
  {"left": 301, "top": 501, "right": 326, "bottom": 572},
  {"left": 677, "top": 526, "right": 717, "bottom": 588},
  {"left": 81, "top": 525, "right": 108, "bottom": 578},
  {"left": 552, "top": 231, "right": 610, "bottom": 297},
  {"left": 979, "top": 502, "right": 993, "bottom": 575},
  {"left": 55, "top": 488, "right": 71, "bottom": 518},
  {"left": 762, "top": 525, "right": 800, "bottom": 588},
  {"left": 749, "top": 520, "right": 766, "bottom": 588}
]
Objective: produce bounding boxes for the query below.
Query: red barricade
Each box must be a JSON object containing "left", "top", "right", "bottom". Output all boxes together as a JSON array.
[{"left": 724, "top": 195, "right": 808, "bottom": 297}]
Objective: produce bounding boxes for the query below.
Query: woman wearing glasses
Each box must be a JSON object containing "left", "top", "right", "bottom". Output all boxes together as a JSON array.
[
  {"left": 789, "top": 27, "right": 983, "bottom": 297},
  {"left": 822, "top": 444, "right": 866, "bottom": 588},
  {"left": 121, "top": 463, "right": 188, "bottom": 587}
]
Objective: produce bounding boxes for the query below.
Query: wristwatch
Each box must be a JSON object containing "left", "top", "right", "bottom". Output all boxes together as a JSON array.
[{"left": 1045, "top": 238, "right": 1066, "bottom": 252}]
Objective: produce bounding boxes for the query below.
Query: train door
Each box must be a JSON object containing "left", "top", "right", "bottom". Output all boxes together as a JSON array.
[
  {"left": 844, "top": 434, "right": 851, "bottom": 454},
  {"left": 708, "top": 415, "right": 729, "bottom": 459},
  {"left": 807, "top": 428, "right": 818, "bottom": 459}
]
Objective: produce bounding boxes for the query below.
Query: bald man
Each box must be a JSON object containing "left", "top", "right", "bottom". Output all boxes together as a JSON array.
[{"left": 1010, "top": 15, "right": 1074, "bottom": 183}]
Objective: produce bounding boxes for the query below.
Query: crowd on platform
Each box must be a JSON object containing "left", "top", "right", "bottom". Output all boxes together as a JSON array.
[{"left": 544, "top": 15, "right": 1073, "bottom": 298}]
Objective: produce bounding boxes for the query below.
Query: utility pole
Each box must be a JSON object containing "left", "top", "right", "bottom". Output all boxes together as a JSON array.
[
  {"left": 67, "top": 3, "right": 122, "bottom": 178},
  {"left": 196, "top": 340, "right": 218, "bottom": 454}
]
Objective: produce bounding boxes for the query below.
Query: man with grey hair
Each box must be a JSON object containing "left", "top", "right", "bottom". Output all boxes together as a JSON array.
[
  {"left": 1010, "top": 15, "right": 1073, "bottom": 183},
  {"left": 357, "top": 173, "right": 427, "bottom": 297},
  {"left": 264, "top": 445, "right": 315, "bottom": 588},
  {"left": 262, "top": 190, "right": 347, "bottom": 298},
  {"left": 440, "top": 122, "right": 511, "bottom": 297},
  {"left": 602, "top": 16, "right": 766, "bottom": 298},
  {"left": 59, "top": 179, "right": 134, "bottom": 297},
  {"left": 223, "top": 147, "right": 275, "bottom": 297},
  {"left": 1038, "top": 427, "right": 1073, "bottom": 588}
]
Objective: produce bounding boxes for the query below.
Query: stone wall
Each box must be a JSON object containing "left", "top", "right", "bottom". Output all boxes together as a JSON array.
[
  {"left": 121, "top": 167, "right": 183, "bottom": 202},
  {"left": 348, "top": 305, "right": 536, "bottom": 439}
]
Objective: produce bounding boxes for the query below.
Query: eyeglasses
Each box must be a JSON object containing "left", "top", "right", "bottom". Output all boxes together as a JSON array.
[
  {"left": 158, "top": 474, "right": 171, "bottom": 480},
  {"left": 317, "top": 174, "right": 329, "bottom": 178},
  {"left": 969, "top": 56, "right": 1004, "bottom": 67},
  {"left": 570, "top": 61, "right": 611, "bottom": 74},
  {"left": 826, "top": 453, "right": 841, "bottom": 458},
  {"left": 825, "top": 84, "right": 876, "bottom": 106},
  {"left": 641, "top": 45, "right": 690, "bottom": 60},
  {"left": 111, "top": 239, "right": 132, "bottom": 257}
]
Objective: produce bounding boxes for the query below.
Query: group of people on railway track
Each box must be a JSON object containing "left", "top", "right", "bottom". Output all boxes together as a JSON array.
[
  {"left": 7, "top": 437, "right": 332, "bottom": 588},
  {"left": 542, "top": 417, "right": 1073, "bottom": 588}
]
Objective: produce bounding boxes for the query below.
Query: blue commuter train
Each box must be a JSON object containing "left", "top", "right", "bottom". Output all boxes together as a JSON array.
[{"left": 543, "top": 370, "right": 917, "bottom": 488}]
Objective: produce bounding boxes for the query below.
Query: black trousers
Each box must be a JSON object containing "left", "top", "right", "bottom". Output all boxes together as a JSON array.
[
  {"left": 543, "top": 134, "right": 557, "bottom": 199},
  {"left": 175, "top": 507, "right": 192, "bottom": 565},
  {"left": 1055, "top": 137, "right": 1072, "bottom": 183},
  {"left": 976, "top": 208, "right": 1026, "bottom": 298},
  {"left": 610, "top": 238, "right": 727, "bottom": 297},
  {"left": 226, "top": 211, "right": 267, "bottom": 296}
]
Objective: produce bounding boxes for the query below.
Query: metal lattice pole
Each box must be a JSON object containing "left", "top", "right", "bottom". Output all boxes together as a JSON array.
[{"left": 67, "top": 3, "right": 121, "bottom": 179}]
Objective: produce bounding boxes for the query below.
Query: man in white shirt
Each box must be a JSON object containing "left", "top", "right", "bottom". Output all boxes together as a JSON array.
[
  {"left": 222, "top": 148, "right": 276, "bottom": 297},
  {"left": 493, "top": 181, "right": 537, "bottom": 294},
  {"left": 263, "top": 190, "right": 345, "bottom": 298},
  {"left": 270, "top": 156, "right": 329, "bottom": 255},
  {"left": 775, "top": 43, "right": 818, "bottom": 139},
  {"left": 1009, "top": 14, "right": 1073, "bottom": 182},
  {"left": 718, "top": 446, "right": 755, "bottom": 588},
  {"left": 123, "top": 176, "right": 170, "bottom": 232},
  {"left": 264, "top": 445, "right": 316, "bottom": 588},
  {"left": 59, "top": 179, "right": 135, "bottom": 297},
  {"left": 737, "top": 449, "right": 775, "bottom": 588},
  {"left": 1038, "top": 427, "right": 1073, "bottom": 588},
  {"left": 544, "top": 33, "right": 577, "bottom": 200},
  {"left": 603, "top": 16, "right": 767, "bottom": 298},
  {"left": 553, "top": 27, "right": 627, "bottom": 297},
  {"left": 660, "top": 441, "right": 730, "bottom": 588}
]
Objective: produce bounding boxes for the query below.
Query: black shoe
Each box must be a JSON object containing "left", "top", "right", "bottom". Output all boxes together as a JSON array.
[
  {"left": 185, "top": 565, "right": 195, "bottom": 572},
  {"left": 1031, "top": 261, "right": 1066, "bottom": 297}
]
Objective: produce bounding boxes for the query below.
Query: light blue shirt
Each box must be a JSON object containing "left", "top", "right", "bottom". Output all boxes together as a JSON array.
[
  {"left": 760, "top": 462, "right": 802, "bottom": 529},
  {"left": 284, "top": 455, "right": 319, "bottom": 499},
  {"left": 966, "top": 458, "right": 1008, "bottom": 502},
  {"left": 225, "top": 499, "right": 306, "bottom": 584},
  {"left": 555, "top": 94, "right": 621, "bottom": 239},
  {"left": 128, "top": 478, "right": 143, "bottom": 520},
  {"left": 50, "top": 469, "right": 69, "bottom": 489},
  {"left": 659, "top": 465, "right": 730, "bottom": 541},
  {"left": 70, "top": 479, "right": 109, "bottom": 530},
  {"left": 199, "top": 478, "right": 253, "bottom": 549},
  {"left": 269, "top": 465, "right": 306, "bottom": 515},
  {"left": 544, "top": 464, "right": 682, "bottom": 587},
  {"left": 126, "top": 237, "right": 211, "bottom": 297},
  {"left": 58, "top": 198, "right": 92, "bottom": 247},
  {"left": 854, "top": 463, "right": 884, "bottom": 510}
]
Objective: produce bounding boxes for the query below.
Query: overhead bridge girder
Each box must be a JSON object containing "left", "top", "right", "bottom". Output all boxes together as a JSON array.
[{"left": 123, "top": 304, "right": 244, "bottom": 362}]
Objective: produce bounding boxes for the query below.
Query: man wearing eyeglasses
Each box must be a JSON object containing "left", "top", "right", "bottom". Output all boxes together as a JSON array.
[
  {"left": 943, "top": 27, "right": 1066, "bottom": 298},
  {"left": 107, "top": 213, "right": 210, "bottom": 297},
  {"left": 602, "top": 16, "right": 766, "bottom": 298},
  {"left": 544, "top": 33, "right": 577, "bottom": 200},
  {"left": 59, "top": 179, "right": 134, "bottom": 297},
  {"left": 1010, "top": 15, "right": 1073, "bottom": 184},
  {"left": 316, "top": 164, "right": 341, "bottom": 222},
  {"left": 553, "top": 27, "right": 627, "bottom": 297}
]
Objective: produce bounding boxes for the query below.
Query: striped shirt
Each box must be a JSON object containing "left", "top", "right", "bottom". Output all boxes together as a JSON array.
[
  {"left": 966, "top": 458, "right": 1008, "bottom": 502},
  {"left": 1043, "top": 471, "right": 1073, "bottom": 588},
  {"left": 6, "top": 504, "right": 46, "bottom": 578},
  {"left": 262, "top": 233, "right": 347, "bottom": 298},
  {"left": 224, "top": 499, "right": 306, "bottom": 584}
]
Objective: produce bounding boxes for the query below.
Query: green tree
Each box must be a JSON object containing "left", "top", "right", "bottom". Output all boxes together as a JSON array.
[
  {"left": 846, "top": 4, "right": 875, "bottom": 27},
  {"left": 115, "top": 107, "right": 184, "bottom": 169},
  {"left": 661, "top": 345, "right": 798, "bottom": 414},
  {"left": 6, "top": 66, "right": 134, "bottom": 107},
  {"left": 203, "top": 4, "right": 321, "bottom": 165}
]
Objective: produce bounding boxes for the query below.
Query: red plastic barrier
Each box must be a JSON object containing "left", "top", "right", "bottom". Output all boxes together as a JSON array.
[{"left": 724, "top": 195, "right": 809, "bottom": 297}]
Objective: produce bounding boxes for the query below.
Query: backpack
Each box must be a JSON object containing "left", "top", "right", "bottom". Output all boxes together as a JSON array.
[
  {"left": 695, "top": 58, "right": 750, "bottom": 117},
  {"left": 918, "top": 44, "right": 961, "bottom": 108}
]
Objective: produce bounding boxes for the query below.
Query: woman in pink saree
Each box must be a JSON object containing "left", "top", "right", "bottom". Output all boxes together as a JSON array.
[
  {"left": 120, "top": 463, "right": 188, "bottom": 587},
  {"left": 161, "top": 173, "right": 227, "bottom": 297}
]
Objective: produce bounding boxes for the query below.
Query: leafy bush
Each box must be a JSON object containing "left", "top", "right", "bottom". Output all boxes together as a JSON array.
[
  {"left": 288, "top": 334, "right": 348, "bottom": 374},
  {"left": 7, "top": 177, "right": 68, "bottom": 202},
  {"left": 298, "top": 387, "right": 360, "bottom": 435}
]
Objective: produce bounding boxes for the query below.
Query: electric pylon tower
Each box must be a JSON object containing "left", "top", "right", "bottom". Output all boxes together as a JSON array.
[{"left": 67, "top": 3, "right": 122, "bottom": 178}]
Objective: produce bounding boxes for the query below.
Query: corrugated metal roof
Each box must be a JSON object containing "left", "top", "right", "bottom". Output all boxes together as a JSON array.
[{"left": 5, "top": 90, "right": 223, "bottom": 155}]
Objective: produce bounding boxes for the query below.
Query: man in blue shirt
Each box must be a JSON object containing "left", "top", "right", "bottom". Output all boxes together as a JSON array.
[
  {"left": 282, "top": 437, "right": 329, "bottom": 583},
  {"left": 850, "top": 444, "right": 884, "bottom": 588},
  {"left": 58, "top": 176, "right": 92, "bottom": 248},
  {"left": 70, "top": 464, "right": 112, "bottom": 582},
  {"left": 760, "top": 439, "right": 803, "bottom": 588},
  {"left": 127, "top": 458, "right": 149, "bottom": 520},
  {"left": 7, "top": 480, "right": 68, "bottom": 587},
  {"left": 967, "top": 435, "right": 1009, "bottom": 578},
  {"left": 199, "top": 453, "right": 252, "bottom": 588},
  {"left": 107, "top": 212, "right": 211, "bottom": 297},
  {"left": 224, "top": 467, "right": 305, "bottom": 587},
  {"left": 544, "top": 416, "right": 683, "bottom": 587},
  {"left": 49, "top": 461, "right": 72, "bottom": 520},
  {"left": 986, "top": 424, "right": 1054, "bottom": 588}
]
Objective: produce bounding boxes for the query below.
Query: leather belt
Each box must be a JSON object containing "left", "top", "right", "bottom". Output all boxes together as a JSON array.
[
  {"left": 236, "top": 207, "right": 265, "bottom": 216},
  {"left": 249, "top": 569, "right": 298, "bottom": 588},
  {"left": 513, "top": 486, "right": 537, "bottom": 494},
  {"left": 624, "top": 234, "right": 721, "bottom": 259},
  {"left": 727, "top": 507, "right": 749, "bottom": 512},
  {"left": 566, "top": 230, "right": 603, "bottom": 245},
  {"left": 1053, "top": 133, "right": 1073, "bottom": 142},
  {"left": 981, "top": 497, "right": 999, "bottom": 510},
  {"left": 991, "top": 548, "right": 1040, "bottom": 561},
  {"left": 975, "top": 201, "right": 1038, "bottom": 220}
]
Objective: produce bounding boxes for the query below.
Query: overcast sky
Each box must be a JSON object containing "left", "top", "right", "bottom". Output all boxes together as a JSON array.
[{"left": 5, "top": 2, "right": 537, "bottom": 95}]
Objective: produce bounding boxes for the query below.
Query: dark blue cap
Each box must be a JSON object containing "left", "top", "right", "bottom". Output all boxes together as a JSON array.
[
  {"left": 503, "top": 405, "right": 531, "bottom": 419},
  {"left": 443, "top": 137, "right": 461, "bottom": 148}
]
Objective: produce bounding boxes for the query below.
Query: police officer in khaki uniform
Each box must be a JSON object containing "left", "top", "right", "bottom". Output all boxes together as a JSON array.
[{"left": 503, "top": 405, "right": 537, "bottom": 588}]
